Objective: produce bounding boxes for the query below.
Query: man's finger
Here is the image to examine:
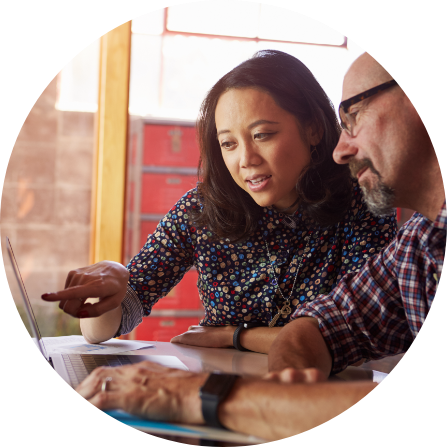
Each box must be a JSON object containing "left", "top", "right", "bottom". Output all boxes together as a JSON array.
[
  {"left": 87, "top": 391, "right": 121, "bottom": 410},
  {"left": 76, "top": 366, "right": 115, "bottom": 398},
  {"left": 264, "top": 367, "right": 326, "bottom": 384}
]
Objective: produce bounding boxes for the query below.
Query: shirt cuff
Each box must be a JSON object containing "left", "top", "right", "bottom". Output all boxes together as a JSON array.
[
  {"left": 114, "top": 284, "right": 144, "bottom": 337},
  {"left": 292, "top": 296, "right": 363, "bottom": 374}
]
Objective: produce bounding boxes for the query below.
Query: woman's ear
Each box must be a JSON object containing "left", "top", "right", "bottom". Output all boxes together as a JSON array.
[{"left": 307, "top": 121, "right": 324, "bottom": 147}]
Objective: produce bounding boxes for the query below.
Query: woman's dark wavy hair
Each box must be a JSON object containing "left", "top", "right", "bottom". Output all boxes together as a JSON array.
[{"left": 192, "top": 49, "right": 352, "bottom": 242}]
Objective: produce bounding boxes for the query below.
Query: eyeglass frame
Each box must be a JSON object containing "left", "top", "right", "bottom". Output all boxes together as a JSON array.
[{"left": 338, "top": 79, "right": 398, "bottom": 136}]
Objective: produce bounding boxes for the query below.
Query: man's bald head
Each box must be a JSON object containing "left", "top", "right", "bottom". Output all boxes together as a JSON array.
[
  {"left": 342, "top": 53, "right": 394, "bottom": 101},
  {"left": 335, "top": 52, "right": 443, "bottom": 221}
]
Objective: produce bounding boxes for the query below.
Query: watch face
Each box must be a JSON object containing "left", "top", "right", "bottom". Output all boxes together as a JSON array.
[{"left": 201, "top": 373, "right": 227, "bottom": 394}]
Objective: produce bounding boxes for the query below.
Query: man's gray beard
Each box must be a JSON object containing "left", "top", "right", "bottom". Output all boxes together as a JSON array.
[{"left": 360, "top": 181, "right": 396, "bottom": 217}]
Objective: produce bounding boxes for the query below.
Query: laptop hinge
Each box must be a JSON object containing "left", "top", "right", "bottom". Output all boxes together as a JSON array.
[{"left": 48, "top": 357, "right": 54, "bottom": 369}]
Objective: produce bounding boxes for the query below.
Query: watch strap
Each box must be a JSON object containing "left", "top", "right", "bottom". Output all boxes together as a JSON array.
[
  {"left": 233, "top": 322, "right": 259, "bottom": 351},
  {"left": 200, "top": 373, "right": 239, "bottom": 429},
  {"left": 233, "top": 324, "right": 249, "bottom": 351}
]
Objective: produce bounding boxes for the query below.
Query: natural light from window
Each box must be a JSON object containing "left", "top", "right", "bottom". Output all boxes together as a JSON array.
[
  {"left": 166, "top": 1, "right": 345, "bottom": 45},
  {"left": 55, "top": 2, "right": 364, "bottom": 119}
]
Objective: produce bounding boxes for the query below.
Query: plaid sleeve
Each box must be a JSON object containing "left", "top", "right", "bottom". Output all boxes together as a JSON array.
[
  {"left": 292, "top": 204, "right": 447, "bottom": 374},
  {"left": 292, "top": 231, "right": 413, "bottom": 374}
]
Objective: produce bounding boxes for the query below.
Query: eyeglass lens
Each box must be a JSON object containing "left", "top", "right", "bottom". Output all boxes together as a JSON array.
[{"left": 339, "top": 108, "right": 353, "bottom": 136}]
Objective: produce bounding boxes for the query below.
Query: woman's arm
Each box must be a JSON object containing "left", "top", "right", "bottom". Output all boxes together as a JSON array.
[
  {"left": 239, "top": 326, "right": 282, "bottom": 353},
  {"left": 42, "top": 191, "right": 198, "bottom": 342},
  {"left": 79, "top": 304, "right": 122, "bottom": 344},
  {"left": 171, "top": 325, "right": 283, "bottom": 354},
  {"left": 42, "top": 261, "right": 129, "bottom": 343}
]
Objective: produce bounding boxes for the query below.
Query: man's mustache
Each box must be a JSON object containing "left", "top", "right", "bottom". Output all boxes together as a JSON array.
[{"left": 349, "top": 158, "right": 381, "bottom": 179}]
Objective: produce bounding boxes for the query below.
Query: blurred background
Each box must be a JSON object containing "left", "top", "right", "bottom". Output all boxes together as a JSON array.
[{"left": 1, "top": 2, "right": 413, "bottom": 342}]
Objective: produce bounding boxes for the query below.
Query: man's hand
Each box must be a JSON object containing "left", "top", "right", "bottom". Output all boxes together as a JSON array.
[
  {"left": 41, "top": 261, "right": 129, "bottom": 319},
  {"left": 263, "top": 367, "right": 326, "bottom": 384},
  {"left": 268, "top": 317, "right": 332, "bottom": 378},
  {"left": 76, "top": 361, "right": 207, "bottom": 424},
  {"left": 171, "top": 325, "right": 235, "bottom": 348}
]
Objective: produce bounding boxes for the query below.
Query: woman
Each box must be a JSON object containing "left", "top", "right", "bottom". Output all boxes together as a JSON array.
[{"left": 42, "top": 50, "right": 397, "bottom": 354}]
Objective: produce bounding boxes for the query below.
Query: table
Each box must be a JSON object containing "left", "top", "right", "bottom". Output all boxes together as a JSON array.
[
  {"left": 113, "top": 340, "right": 397, "bottom": 445},
  {"left": 123, "top": 340, "right": 398, "bottom": 381}
]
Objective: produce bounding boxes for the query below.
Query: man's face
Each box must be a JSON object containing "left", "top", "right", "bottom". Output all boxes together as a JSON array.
[
  {"left": 348, "top": 157, "right": 395, "bottom": 216},
  {"left": 333, "top": 59, "right": 431, "bottom": 215}
]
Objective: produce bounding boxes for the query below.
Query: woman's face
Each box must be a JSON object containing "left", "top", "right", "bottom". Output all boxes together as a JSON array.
[{"left": 215, "top": 87, "right": 312, "bottom": 211}]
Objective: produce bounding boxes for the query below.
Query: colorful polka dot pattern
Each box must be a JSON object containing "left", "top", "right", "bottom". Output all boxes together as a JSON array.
[{"left": 127, "top": 179, "right": 397, "bottom": 327}]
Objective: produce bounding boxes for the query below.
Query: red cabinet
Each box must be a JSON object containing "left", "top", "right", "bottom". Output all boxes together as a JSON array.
[
  {"left": 143, "top": 125, "right": 200, "bottom": 167},
  {"left": 125, "top": 118, "right": 204, "bottom": 342},
  {"left": 140, "top": 173, "right": 197, "bottom": 215}
]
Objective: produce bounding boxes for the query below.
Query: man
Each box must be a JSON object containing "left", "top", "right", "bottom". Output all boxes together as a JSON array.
[
  {"left": 75, "top": 53, "right": 445, "bottom": 441},
  {"left": 268, "top": 52, "right": 445, "bottom": 376}
]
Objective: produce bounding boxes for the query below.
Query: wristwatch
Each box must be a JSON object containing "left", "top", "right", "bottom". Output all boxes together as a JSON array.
[
  {"left": 233, "top": 322, "right": 259, "bottom": 351},
  {"left": 199, "top": 373, "right": 240, "bottom": 429}
]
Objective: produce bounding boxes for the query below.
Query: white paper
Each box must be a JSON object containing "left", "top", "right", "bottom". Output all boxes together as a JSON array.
[
  {"left": 42, "top": 336, "right": 153, "bottom": 355},
  {"left": 106, "top": 409, "right": 264, "bottom": 443}
]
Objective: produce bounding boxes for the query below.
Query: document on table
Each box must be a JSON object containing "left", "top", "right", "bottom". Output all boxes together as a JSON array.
[
  {"left": 105, "top": 410, "right": 265, "bottom": 444},
  {"left": 42, "top": 335, "right": 154, "bottom": 355}
]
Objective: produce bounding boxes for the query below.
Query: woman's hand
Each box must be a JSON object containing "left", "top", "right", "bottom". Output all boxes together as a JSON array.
[
  {"left": 171, "top": 325, "right": 236, "bottom": 348},
  {"left": 41, "top": 261, "right": 129, "bottom": 319},
  {"left": 76, "top": 361, "right": 207, "bottom": 424}
]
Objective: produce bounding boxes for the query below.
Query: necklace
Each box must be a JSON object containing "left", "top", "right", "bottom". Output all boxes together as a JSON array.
[{"left": 265, "top": 233, "right": 314, "bottom": 328}]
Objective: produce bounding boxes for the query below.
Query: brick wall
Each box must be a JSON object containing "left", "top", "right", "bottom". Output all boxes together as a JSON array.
[{"left": 1, "top": 75, "right": 95, "bottom": 336}]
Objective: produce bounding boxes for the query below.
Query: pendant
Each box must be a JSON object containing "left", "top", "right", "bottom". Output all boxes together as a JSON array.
[
  {"left": 282, "top": 215, "right": 296, "bottom": 229},
  {"left": 268, "top": 302, "right": 292, "bottom": 328}
]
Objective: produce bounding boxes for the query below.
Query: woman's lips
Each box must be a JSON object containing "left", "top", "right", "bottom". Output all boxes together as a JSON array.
[{"left": 246, "top": 175, "right": 272, "bottom": 192}]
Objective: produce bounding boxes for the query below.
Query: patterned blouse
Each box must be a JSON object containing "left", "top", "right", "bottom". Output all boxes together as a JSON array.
[{"left": 118, "top": 180, "right": 397, "bottom": 335}]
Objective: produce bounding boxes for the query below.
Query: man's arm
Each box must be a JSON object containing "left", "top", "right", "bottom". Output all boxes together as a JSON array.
[
  {"left": 77, "top": 361, "right": 376, "bottom": 441},
  {"left": 219, "top": 378, "right": 376, "bottom": 440},
  {"left": 268, "top": 317, "right": 332, "bottom": 377}
]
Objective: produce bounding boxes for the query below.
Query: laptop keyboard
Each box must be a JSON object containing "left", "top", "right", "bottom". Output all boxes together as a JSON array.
[{"left": 62, "top": 354, "right": 133, "bottom": 388}]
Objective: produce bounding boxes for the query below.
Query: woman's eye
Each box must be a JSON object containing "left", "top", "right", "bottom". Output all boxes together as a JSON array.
[
  {"left": 254, "top": 132, "right": 272, "bottom": 140},
  {"left": 220, "top": 141, "right": 234, "bottom": 150}
]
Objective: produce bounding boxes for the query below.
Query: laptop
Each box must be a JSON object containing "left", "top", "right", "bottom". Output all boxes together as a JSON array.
[{"left": 5, "top": 237, "right": 188, "bottom": 388}]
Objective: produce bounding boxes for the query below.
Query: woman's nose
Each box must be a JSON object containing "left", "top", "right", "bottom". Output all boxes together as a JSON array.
[
  {"left": 333, "top": 131, "right": 358, "bottom": 165},
  {"left": 239, "top": 141, "right": 262, "bottom": 168}
]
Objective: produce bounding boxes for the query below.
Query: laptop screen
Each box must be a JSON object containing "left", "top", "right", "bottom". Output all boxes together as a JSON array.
[{"left": 6, "top": 237, "right": 49, "bottom": 361}]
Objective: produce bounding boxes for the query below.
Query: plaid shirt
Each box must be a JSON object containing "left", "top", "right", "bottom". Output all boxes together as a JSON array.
[{"left": 292, "top": 202, "right": 446, "bottom": 374}]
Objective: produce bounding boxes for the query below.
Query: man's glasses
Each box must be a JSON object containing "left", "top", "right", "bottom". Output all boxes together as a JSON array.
[{"left": 338, "top": 79, "right": 398, "bottom": 137}]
